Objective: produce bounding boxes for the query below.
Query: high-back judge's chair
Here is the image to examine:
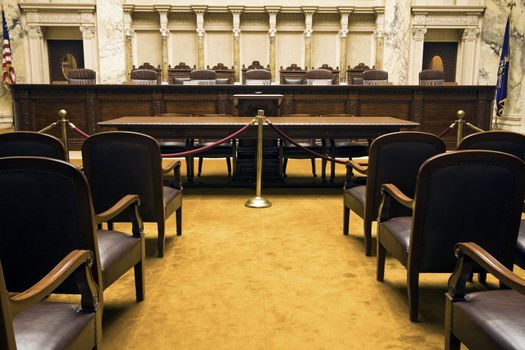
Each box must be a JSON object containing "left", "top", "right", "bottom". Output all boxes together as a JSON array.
[
  {"left": 244, "top": 69, "right": 272, "bottom": 85},
  {"left": 0, "top": 156, "right": 145, "bottom": 303},
  {"left": 67, "top": 68, "right": 96, "bottom": 85},
  {"left": 305, "top": 69, "right": 333, "bottom": 85},
  {"left": 0, "top": 250, "right": 101, "bottom": 350},
  {"left": 82, "top": 131, "right": 183, "bottom": 258},
  {"left": 343, "top": 131, "right": 445, "bottom": 256},
  {"left": 362, "top": 69, "right": 388, "bottom": 85},
  {"left": 376, "top": 150, "right": 525, "bottom": 321},
  {"left": 0, "top": 131, "right": 67, "bottom": 160},
  {"left": 418, "top": 69, "right": 444, "bottom": 86},
  {"left": 131, "top": 69, "right": 158, "bottom": 85}
]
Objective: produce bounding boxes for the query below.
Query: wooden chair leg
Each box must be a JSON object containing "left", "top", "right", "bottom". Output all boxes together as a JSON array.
[
  {"left": 197, "top": 158, "right": 203, "bottom": 176},
  {"left": 107, "top": 222, "right": 113, "bottom": 230},
  {"left": 364, "top": 220, "right": 372, "bottom": 257},
  {"left": 330, "top": 157, "right": 336, "bottom": 182},
  {"left": 157, "top": 221, "right": 165, "bottom": 258},
  {"left": 376, "top": 240, "right": 386, "bottom": 282},
  {"left": 176, "top": 207, "right": 182, "bottom": 236},
  {"left": 321, "top": 158, "right": 327, "bottom": 181},
  {"left": 408, "top": 270, "right": 420, "bottom": 322},
  {"left": 283, "top": 158, "right": 288, "bottom": 178},
  {"left": 445, "top": 332, "right": 461, "bottom": 350},
  {"left": 310, "top": 158, "right": 317, "bottom": 177},
  {"left": 343, "top": 206, "right": 350, "bottom": 235},
  {"left": 185, "top": 156, "right": 193, "bottom": 182},
  {"left": 134, "top": 260, "right": 145, "bottom": 301},
  {"left": 444, "top": 299, "right": 461, "bottom": 350},
  {"left": 226, "top": 157, "right": 231, "bottom": 176},
  {"left": 478, "top": 271, "right": 487, "bottom": 284}
]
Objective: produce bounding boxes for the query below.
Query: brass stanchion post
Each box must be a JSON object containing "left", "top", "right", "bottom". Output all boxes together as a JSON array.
[
  {"left": 58, "top": 109, "right": 70, "bottom": 162},
  {"left": 245, "top": 110, "right": 271, "bottom": 208},
  {"left": 456, "top": 110, "right": 465, "bottom": 148}
]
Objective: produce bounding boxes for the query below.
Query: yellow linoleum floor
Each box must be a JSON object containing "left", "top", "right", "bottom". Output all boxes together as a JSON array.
[{"left": 86, "top": 158, "right": 524, "bottom": 350}]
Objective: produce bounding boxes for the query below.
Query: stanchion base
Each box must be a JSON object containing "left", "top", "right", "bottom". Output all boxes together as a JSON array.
[{"left": 245, "top": 196, "right": 272, "bottom": 208}]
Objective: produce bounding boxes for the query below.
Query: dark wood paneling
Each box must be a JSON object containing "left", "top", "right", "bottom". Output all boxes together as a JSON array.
[{"left": 11, "top": 84, "right": 495, "bottom": 150}]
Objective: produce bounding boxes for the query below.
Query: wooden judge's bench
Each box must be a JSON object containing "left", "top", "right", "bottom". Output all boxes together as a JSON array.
[{"left": 10, "top": 84, "right": 495, "bottom": 150}]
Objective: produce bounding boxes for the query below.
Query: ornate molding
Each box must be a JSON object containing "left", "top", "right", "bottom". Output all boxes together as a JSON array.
[
  {"left": 26, "top": 25, "right": 44, "bottom": 39},
  {"left": 412, "top": 27, "right": 427, "bottom": 40},
  {"left": 80, "top": 25, "right": 96, "bottom": 39},
  {"left": 462, "top": 27, "right": 479, "bottom": 41}
]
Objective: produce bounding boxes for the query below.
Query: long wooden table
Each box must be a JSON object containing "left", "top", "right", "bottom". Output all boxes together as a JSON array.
[
  {"left": 99, "top": 116, "right": 419, "bottom": 184},
  {"left": 11, "top": 84, "right": 494, "bottom": 150}
]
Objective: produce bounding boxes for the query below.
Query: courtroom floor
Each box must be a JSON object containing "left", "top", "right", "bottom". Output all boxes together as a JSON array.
[{"left": 65, "top": 158, "right": 516, "bottom": 350}]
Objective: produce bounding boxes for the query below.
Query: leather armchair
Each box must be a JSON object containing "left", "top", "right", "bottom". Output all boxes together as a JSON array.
[
  {"left": 131, "top": 69, "right": 158, "bottom": 85},
  {"left": 0, "top": 131, "right": 67, "bottom": 160},
  {"left": 344, "top": 131, "right": 445, "bottom": 256},
  {"left": 362, "top": 70, "right": 388, "bottom": 85},
  {"left": 458, "top": 130, "right": 525, "bottom": 270},
  {"left": 445, "top": 242, "right": 525, "bottom": 350},
  {"left": 305, "top": 69, "right": 333, "bottom": 85},
  {"left": 82, "top": 131, "right": 182, "bottom": 258},
  {"left": 0, "top": 250, "right": 101, "bottom": 350},
  {"left": 0, "top": 156, "right": 145, "bottom": 304},
  {"left": 279, "top": 114, "right": 327, "bottom": 179},
  {"left": 244, "top": 69, "right": 272, "bottom": 85},
  {"left": 419, "top": 69, "right": 444, "bottom": 86},
  {"left": 377, "top": 150, "right": 525, "bottom": 321},
  {"left": 188, "top": 69, "right": 217, "bottom": 85}
]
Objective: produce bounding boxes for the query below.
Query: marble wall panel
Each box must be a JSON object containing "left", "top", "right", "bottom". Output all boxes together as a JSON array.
[
  {"left": 207, "top": 32, "right": 233, "bottom": 67},
  {"left": 96, "top": 0, "right": 125, "bottom": 83},
  {"left": 170, "top": 31, "right": 198, "bottom": 66},
  {"left": 276, "top": 32, "right": 303, "bottom": 72},
  {"left": 347, "top": 32, "right": 373, "bottom": 68},
  {"left": 240, "top": 32, "right": 268, "bottom": 67},
  {"left": 312, "top": 32, "right": 338, "bottom": 69},
  {"left": 383, "top": 0, "right": 411, "bottom": 84},
  {"left": 136, "top": 31, "right": 162, "bottom": 67}
]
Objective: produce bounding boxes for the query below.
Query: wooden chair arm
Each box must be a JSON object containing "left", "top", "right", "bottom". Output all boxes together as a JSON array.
[
  {"left": 95, "top": 194, "right": 140, "bottom": 224},
  {"left": 381, "top": 184, "right": 414, "bottom": 210},
  {"left": 10, "top": 250, "right": 100, "bottom": 316},
  {"left": 347, "top": 160, "right": 368, "bottom": 175},
  {"left": 448, "top": 242, "right": 525, "bottom": 300},
  {"left": 162, "top": 159, "right": 179, "bottom": 175}
]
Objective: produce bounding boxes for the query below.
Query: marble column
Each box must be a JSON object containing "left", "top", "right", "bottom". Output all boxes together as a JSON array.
[
  {"left": 123, "top": 7, "right": 133, "bottom": 82},
  {"left": 303, "top": 8, "right": 315, "bottom": 70},
  {"left": 267, "top": 8, "right": 279, "bottom": 81},
  {"left": 374, "top": 11, "right": 385, "bottom": 70},
  {"left": 158, "top": 9, "right": 170, "bottom": 83},
  {"left": 339, "top": 11, "right": 350, "bottom": 83},
  {"left": 461, "top": 28, "right": 478, "bottom": 85},
  {"left": 410, "top": 27, "right": 427, "bottom": 85},
  {"left": 383, "top": 0, "right": 411, "bottom": 84},
  {"left": 194, "top": 7, "right": 206, "bottom": 69},
  {"left": 230, "top": 8, "right": 242, "bottom": 82},
  {"left": 96, "top": 0, "right": 125, "bottom": 83},
  {"left": 26, "top": 25, "right": 45, "bottom": 83},
  {"left": 80, "top": 25, "right": 97, "bottom": 72}
]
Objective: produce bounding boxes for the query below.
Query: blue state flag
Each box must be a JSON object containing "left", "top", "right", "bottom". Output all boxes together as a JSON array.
[{"left": 495, "top": 17, "right": 510, "bottom": 117}]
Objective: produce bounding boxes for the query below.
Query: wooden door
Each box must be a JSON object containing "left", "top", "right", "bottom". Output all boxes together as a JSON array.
[{"left": 47, "top": 40, "right": 85, "bottom": 83}]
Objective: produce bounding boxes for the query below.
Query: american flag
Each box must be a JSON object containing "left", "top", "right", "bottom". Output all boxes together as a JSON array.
[{"left": 2, "top": 10, "right": 16, "bottom": 85}]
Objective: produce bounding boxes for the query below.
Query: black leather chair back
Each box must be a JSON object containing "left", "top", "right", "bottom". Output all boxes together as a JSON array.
[
  {"left": 82, "top": 131, "right": 164, "bottom": 222},
  {"left": 0, "top": 132, "right": 66, "bottom": 160},
  {"left": 366, "top": 132, "right": 445, "bottom": 224},
  {"left": 458, "top": 130, "right": 525, "bottom": 160},
  {"left": 0, "top": 157, "right": 101, "bottom": 292},
  {"left": 410, "top": 150, "right": 525, "bottom": 272}
]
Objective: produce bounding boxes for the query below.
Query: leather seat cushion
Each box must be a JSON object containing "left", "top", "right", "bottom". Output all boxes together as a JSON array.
[
  {"left": 344, "top": 185, "right": 366, "bottom": 219},
  {"left": 163, "top": 186, "right": 182, "bottom": 217},
  {"left": 453, "top": 289, "right": 525, "bottom": 350},
  {"left": 379, "top": 216, "right": 412, "bottom": 266},
  {"left": 515, "top": 219, "right": 525, "bottom": 268},
  {"left": 97, "top": 230, "right": 141, "bottom": 288},
  {"left": 14, "top": 302, "right": 95, "bottom": 350}
]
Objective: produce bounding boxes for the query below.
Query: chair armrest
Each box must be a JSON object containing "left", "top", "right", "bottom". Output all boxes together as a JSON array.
[
  {"left": 95, "top": 194, "right": 140, "bottom": 224},
  {"left": 381, "top": 184, "right": 414, "bottom": 210},
  {"left": 163, "top": 160, "right": 182, "bottom": 190},
  {"left": 447, "top": 242, "right": 525, "bottom": 300},
  {"left": 10, "top": 250, "right": 100, "bottom": 316},
  {"left": 162, "top": 159, "right": 179, "bottom": 175},
  {"left": 348, "top": 160, "right": 368, "bottom": 175}
]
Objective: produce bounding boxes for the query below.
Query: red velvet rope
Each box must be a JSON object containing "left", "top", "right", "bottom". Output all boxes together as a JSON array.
[
  {"left": 161, "top": 121, "right": 254, "bottom": 157},
  {"left": 71, "top": 125, "right": 91, "bottom": 139},
  {"left": 266, "top": 121, "right": 348, "bottom": 165},
  {"left": 438, "top": 125, "right": 453, "bottom": 138}
]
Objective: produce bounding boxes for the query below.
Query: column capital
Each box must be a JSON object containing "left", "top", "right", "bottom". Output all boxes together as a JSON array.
[
  {"left": 228, "top": 6, "right": 244, "bottom": 15},
  {"left": 339, "top": 29, "right": 348, "bottom": 38},
  {"left": 80, "top": 25, "right": 96, "bottom": 39},
  {"left": 265, "top": 6, "right": 281, "bottom": 15},
  {"left": 125, "top": 29, "right": 135, "bottom": 38},
  {"left": 123, "top": 4, "right": 134, "bottom": 14},
  {"left": 412, "top": 27, "right": 427, "bottom": 40},
  {"left": 154, "top": 5, "right": 170, "bottom": 14},
  {"left": 338, "top": 6, "right": 354, "bottom": 15},
  {"left": 26, "top": 25, "right": 44, "bottom": 39},
  {"left": 191, "top": 5, "right": 207, "bottom": 14},
  {"left": 462, "top": 28, "right": 479, "bottom": 41},
  {"left": 302, "top": 6, "right": 317, "bottom": 15}
]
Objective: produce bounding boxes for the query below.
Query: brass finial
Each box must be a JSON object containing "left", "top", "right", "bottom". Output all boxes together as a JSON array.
[
  {"left": 59, "top": 109, "right": 67, "bottom": 119},
  {"left": 257, "top": 109, "right": 265, "bottom": 117},
  {"left": 457, "top": 110, "right": 465, "bottom": 120}
]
